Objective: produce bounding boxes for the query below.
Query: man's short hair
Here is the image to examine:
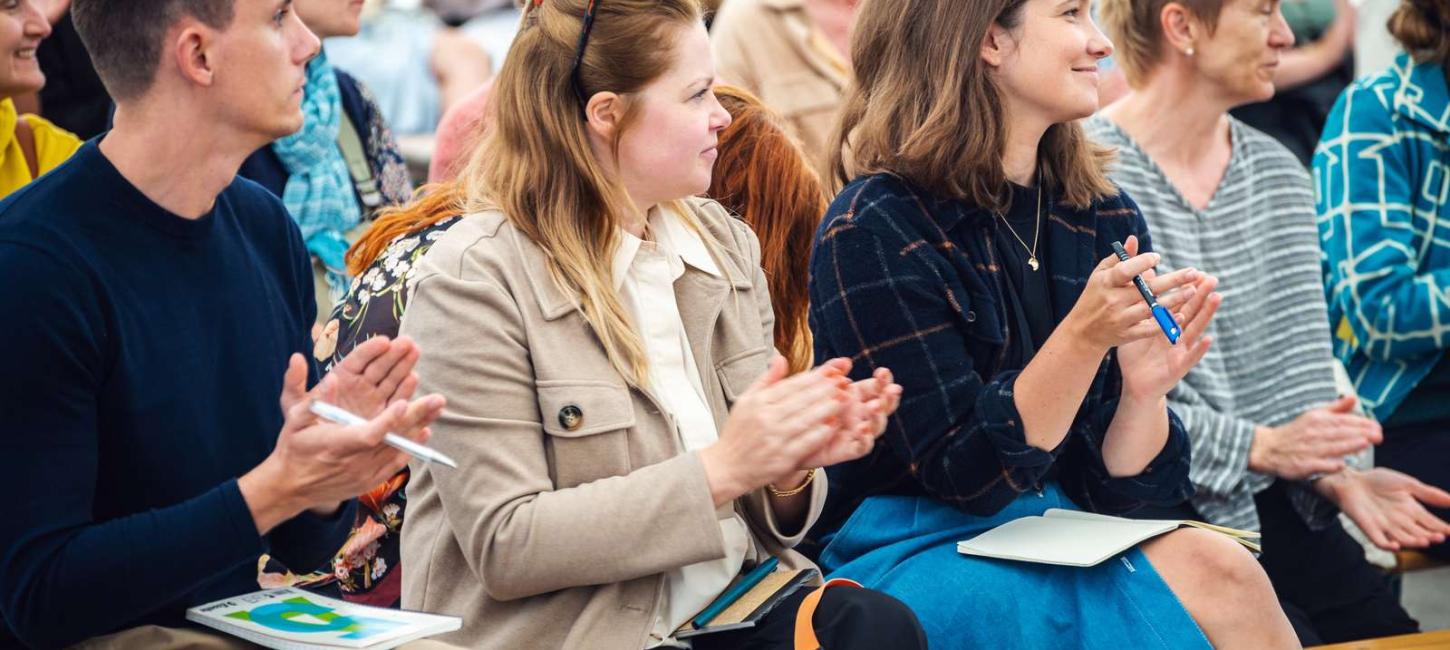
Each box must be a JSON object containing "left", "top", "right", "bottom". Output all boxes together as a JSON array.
[
  {"left": 71, "top": 0, "right": 236, "bottom": 101},
  {"left": 1098, "top": 0, "right": 1227, "bottom": 87}
]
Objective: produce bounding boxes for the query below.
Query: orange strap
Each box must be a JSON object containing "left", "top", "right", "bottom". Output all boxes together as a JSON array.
[{"left": 792, "top": 578, "right": 862, "bottom": 650}]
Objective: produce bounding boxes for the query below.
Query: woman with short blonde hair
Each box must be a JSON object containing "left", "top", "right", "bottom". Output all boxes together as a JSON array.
[{"left": 1089, "top": 0, "right": 1444, "bottom": 643}]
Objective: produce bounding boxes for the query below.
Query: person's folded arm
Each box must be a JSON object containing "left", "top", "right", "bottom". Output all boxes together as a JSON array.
[{"left": 0, "top": 243, "right": 266, "bottom": 648}]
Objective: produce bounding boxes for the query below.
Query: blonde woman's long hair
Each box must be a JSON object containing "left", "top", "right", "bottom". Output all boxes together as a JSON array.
[{"left": 454, "top": 0, "right": 714, "bottom": 386}]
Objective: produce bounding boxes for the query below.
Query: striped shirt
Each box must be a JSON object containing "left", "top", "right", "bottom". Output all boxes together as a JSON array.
[{"left": 1086, "top": 116, "right": 1339, "bottom": 531}]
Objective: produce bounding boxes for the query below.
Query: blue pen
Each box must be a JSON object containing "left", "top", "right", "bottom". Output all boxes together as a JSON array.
[
  {"left": 1111, "top": 241, "right": 1181, "bottom": 345},
  {"left": 692, "top": 556, "right": 780, "bottom": 629}
]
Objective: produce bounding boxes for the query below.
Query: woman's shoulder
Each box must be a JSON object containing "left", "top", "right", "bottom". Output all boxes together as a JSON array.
[
  {"left": 826, "top": 173, "right": 928, "bottom": 222},
  {"left": 679, "top": 195, "right": 762, "bottom": 269},
  {"left": 410, "top": 209, "right": 522, "bottom": 283},
  {"left": 20, "top": 113, "right": 82, "bottom": 174}
]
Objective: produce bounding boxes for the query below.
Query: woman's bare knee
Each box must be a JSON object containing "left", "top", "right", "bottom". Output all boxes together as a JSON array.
[
  {"left": 1145, "top": 528, "right": 1266, "bottom": 592},
  {"left": 1142, "top": 529, "right": 1296, "bottom": 649}
]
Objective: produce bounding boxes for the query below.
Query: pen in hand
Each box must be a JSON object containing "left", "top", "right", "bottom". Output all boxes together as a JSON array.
[
  {"left": 1111, "top": 241, "right": 1181, "bottom": 345},
  {"left": 309, "top": 400, "right": 459, "bottom": 469}
]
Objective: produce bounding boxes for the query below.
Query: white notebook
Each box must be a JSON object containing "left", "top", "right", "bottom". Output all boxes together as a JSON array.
[
  {"left": 186, "top": 588, "right": 461, "bottom": 650},
  {"left": 956, "top": 508, "right": 1261, "bottom": 568}
]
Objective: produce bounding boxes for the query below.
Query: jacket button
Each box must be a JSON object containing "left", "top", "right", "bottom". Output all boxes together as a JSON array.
[
  {"left": 966, "top": 310, "right": 977, "bottom": 322},
  {"left": 558, "top": 405, "right": 583, "bottom": 431}
]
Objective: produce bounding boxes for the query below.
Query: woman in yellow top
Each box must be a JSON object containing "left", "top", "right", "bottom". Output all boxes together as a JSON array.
[{"left": 0, "top": 0, "right": 81, "bottom": 199}]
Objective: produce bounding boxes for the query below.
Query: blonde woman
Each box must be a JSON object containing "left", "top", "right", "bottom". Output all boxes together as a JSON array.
[{"left": 396, "top": 1, "right": 926, "bottom": 648}]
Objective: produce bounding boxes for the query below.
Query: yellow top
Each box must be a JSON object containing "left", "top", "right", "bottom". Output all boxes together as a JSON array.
[{"left": 0, "top": 98, "right": 83, "bottom": 199}]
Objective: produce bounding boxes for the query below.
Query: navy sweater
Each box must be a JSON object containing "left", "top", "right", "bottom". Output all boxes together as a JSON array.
[{"left": 0, "top": 142, "right": 354, "bottom": 647}]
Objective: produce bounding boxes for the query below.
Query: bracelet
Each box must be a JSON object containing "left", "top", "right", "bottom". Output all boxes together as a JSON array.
[{"left": 767, "top": 468, "right": 817, "bottom": 498}]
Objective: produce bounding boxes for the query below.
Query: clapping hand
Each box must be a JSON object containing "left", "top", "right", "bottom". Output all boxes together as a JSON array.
[
  {"left": 281, "top": 335, "right": 422, "bottom": 419},
  {"left": 1115, "top": 238, "right": 1223, "bottom": 400},
  {"left": 1318, "top": 467, "right": 1450, "bottom": 551}
]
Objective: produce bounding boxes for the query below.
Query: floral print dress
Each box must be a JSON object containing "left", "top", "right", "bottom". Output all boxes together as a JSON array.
[{"left": 259, "top": 214, "right": 461, "bottom": 607}]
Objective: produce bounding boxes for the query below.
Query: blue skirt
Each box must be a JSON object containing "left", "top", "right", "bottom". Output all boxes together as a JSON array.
[{"left": 819, "top": 483, "right": 1210, "bottom": 649}]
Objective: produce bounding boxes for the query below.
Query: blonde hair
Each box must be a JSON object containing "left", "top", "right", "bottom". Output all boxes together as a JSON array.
[
  {"left": 454, "top": 0, "right": 715, "bottom": 386},
  {"left": 836, "top": 0, "right": 1116, "bottom": 211},
  {"left": 1097, "top": 0, "right": 1227, "bottom": 87}
]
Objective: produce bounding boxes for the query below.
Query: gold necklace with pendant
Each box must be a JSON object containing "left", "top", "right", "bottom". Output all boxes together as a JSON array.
[{"left": 997, "top": 182, "right": 1042, "bottom": 271}]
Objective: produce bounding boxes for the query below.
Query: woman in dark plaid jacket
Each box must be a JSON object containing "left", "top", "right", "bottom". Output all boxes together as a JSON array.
[{"left": 804, "top": 0, "right": 1299, "bottom": 647}]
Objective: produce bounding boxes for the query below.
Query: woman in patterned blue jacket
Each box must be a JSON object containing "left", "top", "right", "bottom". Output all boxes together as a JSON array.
[
  {"left": 806, "top": 0, "right": 1298, "bottom": 647},
  {"left": 1317, "top": 0, "right": 1450, "bottom": 561}
]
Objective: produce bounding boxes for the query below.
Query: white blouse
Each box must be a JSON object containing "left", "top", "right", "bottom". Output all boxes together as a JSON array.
[{"left": 612, "top": 206, "right": 752, "bottom": 645}]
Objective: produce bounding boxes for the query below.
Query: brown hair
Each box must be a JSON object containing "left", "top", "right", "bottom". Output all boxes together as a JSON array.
[
  {"left": 71, "top": 0, "right": 236, "bottom": 101},
  {"left": 1097, "top": 0, "right": 1227, "bottom": 87},
  {"left": 1389, "top": 0, "right": 1450, "bottom": 67},
  {"left": 835, "top": 0, "right": 1115, "bottom": 211},
  {"left": 709, "top": 85, "right": 827, "bottom": 374}
]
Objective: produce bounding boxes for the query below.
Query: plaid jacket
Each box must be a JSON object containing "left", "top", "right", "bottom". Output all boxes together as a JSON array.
[{"left": 807, "top": 173, "right": 1193, "bottom": 536}]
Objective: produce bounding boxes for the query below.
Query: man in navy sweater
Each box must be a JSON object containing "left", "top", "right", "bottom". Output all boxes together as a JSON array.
[{"left": 0, "top": 0, "right": 445, "bottom": 647}]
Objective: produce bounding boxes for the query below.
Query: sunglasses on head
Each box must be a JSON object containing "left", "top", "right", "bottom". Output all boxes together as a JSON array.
[{"left": 533, "top": 0, "right": 601, "bottom": 115}]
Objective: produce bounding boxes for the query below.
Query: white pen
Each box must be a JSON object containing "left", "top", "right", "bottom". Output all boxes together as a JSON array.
[{"left": 309, "top": 400, "right": 458, "bottom": 469}]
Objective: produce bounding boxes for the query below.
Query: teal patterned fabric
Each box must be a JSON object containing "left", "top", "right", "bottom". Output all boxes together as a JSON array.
[
  {"left": 273, "top": 52, "right": 363, "bottom": 299},
  {"left": 1316, "top": 53, "right": 1450, "bottom": 421}
]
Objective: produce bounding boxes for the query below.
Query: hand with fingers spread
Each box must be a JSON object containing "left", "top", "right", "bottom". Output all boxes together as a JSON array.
[
  {"left": 238, "top": 353, "right": 447, "bottom": 534},
  {"left": 699, "top": 356, "right": 854, "bottom": 506},
  {"left": 1117, "top": 271, "right": 1222, "bottom": 401},
  {"left": 280, "top": 335, "right": 423, "bottom": 420},
  {"left": 1248, "top": 395, "right": 1382, "bottom": 480},
  {"left": 1315, "top": 467, "right": 1450, "bottom": 551},
  {"left": 1063, "top": 235, "right": 1205, "bottom": 353}
]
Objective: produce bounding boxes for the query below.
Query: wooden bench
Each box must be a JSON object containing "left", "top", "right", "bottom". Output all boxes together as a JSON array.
[
  {"left": 1310, "top": 630, "right": 1450, "bottom": 649},
  {"left": 1394, "top": 550, "right": 1449, "bottom": 574}
]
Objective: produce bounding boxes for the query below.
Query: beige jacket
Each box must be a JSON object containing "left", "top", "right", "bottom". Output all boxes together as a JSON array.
[
  {"left": 712, "top": 0, "right": 849, "bottom": 182},
  {"left": 398, "top": 197, "right": 827, "bottom": 649}
]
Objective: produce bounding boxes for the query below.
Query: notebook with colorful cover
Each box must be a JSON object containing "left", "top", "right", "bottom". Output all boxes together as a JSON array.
[
  {"left": 185, "top": 587, "right": 461, "bottom": 650},
  {"left": 956, "top": 508, "right": 1261, "bottom": 568}
]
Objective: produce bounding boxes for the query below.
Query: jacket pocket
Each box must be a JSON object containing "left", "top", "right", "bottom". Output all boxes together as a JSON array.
[
  {"left": 715, "top": 346, "right": 773, "bottom": 405},
  {"left": 536, "top": 380, "right": 636, "bottom": 488}
]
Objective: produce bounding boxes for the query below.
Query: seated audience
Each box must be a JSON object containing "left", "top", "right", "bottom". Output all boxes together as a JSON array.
[
  {"left": 1318, "top": 0, "right": 1450, "bottom": 562},
  {"left": 1090, "top": 0, "right": 1449, "bottom": 643},
  {"left": 240, "top": 0, "right": 414, "bottom": 321},
  {"left": 307, "top": 80, "right": 834, "bottom": 609},
  {"left": 806, "top": 0, "right": 1300, "bottom": 647},
  {"left": 396, "top": 1, "right": 927, "bottom": 647},
  {"left": 0, "top": 0, "right": 445, "bottom": 646},
  {"left": 711, "top": 0, "right": 855, "bottom": 181},
  {"left": 0, "top": 0, "right": 80, "bottom": 199}
]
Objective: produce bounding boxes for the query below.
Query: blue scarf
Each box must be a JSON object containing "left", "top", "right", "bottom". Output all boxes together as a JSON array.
[{"left": 272, "top": 51, "right": 362, "bottom": 298}]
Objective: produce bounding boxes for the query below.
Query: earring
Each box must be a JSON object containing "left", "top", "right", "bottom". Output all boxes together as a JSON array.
[{"left": 1185, "top": 46, "right": 1195, "bottom": 56}]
